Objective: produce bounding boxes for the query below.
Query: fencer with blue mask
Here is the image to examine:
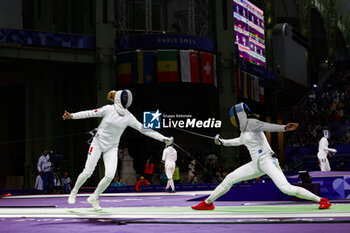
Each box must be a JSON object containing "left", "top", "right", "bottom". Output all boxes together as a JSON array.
[
  {"left": 192, "top": 102, "right": 331, "bottom": 210},
  {"left": 62, "top": 90, "right": 173, "bottom": 210},
  {"left": 317, "top": 130, "right": 337, "bottom": 171}
]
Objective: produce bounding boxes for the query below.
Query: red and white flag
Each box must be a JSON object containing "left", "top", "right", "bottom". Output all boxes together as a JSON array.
[
  {"left": 200, "top": 52, "right": 214, "bottom": 85},
  {"left": 180, "top": 50, "right": 200, "bottom": 83}
]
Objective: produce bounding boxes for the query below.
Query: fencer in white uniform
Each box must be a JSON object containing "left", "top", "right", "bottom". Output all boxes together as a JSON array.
[
  {"left": 62, "top": 90, "right": 173, "bottom": 210},
  {"left": 162, "top": 145, "right": 177, "bottom": 192},
  {"left": 317, "top": 130, "right": 337, "bottom": 171},
  {"left": 192, "top": 102, "right": 331, "bottom": 210}
]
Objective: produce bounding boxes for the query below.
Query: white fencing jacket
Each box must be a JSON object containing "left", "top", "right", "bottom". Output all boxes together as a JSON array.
[
  {"left": 162, "top": 146, "right": 177, "bottom": 166},
  {"left": 317, "top": 137, "right": 336, "bottom": 159},
  {"left": 72, "top": 105, "right": 166, "bottom": 152},
  {"left": 221, "top": 119, "right": 286, "bottom": 161}
]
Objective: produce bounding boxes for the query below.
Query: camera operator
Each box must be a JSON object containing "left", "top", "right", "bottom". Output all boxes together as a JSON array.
[{"left": 37, "top": 149, "right": 54, "bottom": 194}]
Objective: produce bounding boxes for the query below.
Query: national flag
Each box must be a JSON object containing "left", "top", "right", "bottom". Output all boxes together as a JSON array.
[
  {"left": 259, "top": 77, "right": 265, "bottom": 103},
  {"left": 117, "top": 52, "right": 133, "bottom": 85},
  {"left": 180, "top": 50, "right": 200, "bottom": 83},
  {"left": 137, "top": 51, "right": 154, "bottom": 84},
  {"left": 157, "top": 50, "right": 178, "bottom": 82},
  {"left": 200, "top": 52, "right": 214, "bottom": 85}
]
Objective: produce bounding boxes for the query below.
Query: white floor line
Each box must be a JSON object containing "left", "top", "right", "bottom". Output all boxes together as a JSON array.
[
  {"left": 2, "top": 190, "right": 212, "bottom": 199},
  {"left": 0, "top": 207, "right": 349, "bottom": 219}
]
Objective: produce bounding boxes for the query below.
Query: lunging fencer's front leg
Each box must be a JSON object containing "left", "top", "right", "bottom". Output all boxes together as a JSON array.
[{"left": 192, "top": 161, "right": 262, "bottom": 210}]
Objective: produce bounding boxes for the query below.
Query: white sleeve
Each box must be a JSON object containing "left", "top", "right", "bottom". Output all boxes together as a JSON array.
[
  {"left": 320, "top": 139, "right": 337, "bottom": 153},
  {"left": 249, "top": 119, "right": 286, "bottom": 132},
  {"left": 221, "top": 136, "right": 243, "bottom": 146},
  {"left": 174, "top": 149, "right": 177, "bottom": 162},
  {"left": 34, "top": 176, "right": 39, "bottom": 189},
  {"left": 326, "top": 148, "right": 337, "bottom": 153},
  {"left": 71, "top": 106, "right": 107, "bottom": 119},
  {"left": 128, "top": 114, "right": 166, "bottom": 142},
  {"left": 37, "top": 157, "right": 43, "bottom": 172},
  {"left": 162, "top": 149, "right": 167, "bottom": 161}
]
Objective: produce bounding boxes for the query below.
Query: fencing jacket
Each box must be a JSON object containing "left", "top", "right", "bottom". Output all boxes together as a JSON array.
[
  {"left": 162, "top": 146, "right": 177, "bottom": 165},
  {"left": 317, "top": 137, "right": 336, "bottom": 159},
  {"left": 72, "top": 105, "right": 166, "bottom": 152},
  {"left": 221, "top": 119, "right": 286, "bottom": 161}
]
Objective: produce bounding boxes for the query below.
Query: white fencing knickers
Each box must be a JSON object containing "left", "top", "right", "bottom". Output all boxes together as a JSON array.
[
  {"left": 165, "top": 161, "right": 175, "bottom": 191},
  {"left": 71, "top": 138, "right": 118, "bottom": 199},
  {"left": 318, "top": 152, "right": 331, "bottom": 171},
  {"left": 206, "top": 153, "right": 321, "bottom": 203}
]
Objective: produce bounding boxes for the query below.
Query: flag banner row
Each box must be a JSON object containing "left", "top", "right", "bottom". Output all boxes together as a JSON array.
[
  {"left": 116, "top": 50, "right": 217, "bottom": 86},
  {"left": 236, "top": 68, "right": 265, "bottom": 103}
]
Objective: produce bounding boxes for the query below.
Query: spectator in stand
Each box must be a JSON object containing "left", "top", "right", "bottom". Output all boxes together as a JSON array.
[
  {"left": 215, "top": 167, "right": 223, "bottom": 183},
  {"left": 188, "top": 160, "right": 196, "bottom": 183},
  {"left": 144, "top": 155, "right": 155, "bottom": 184},
  {"left": 159, "top": 168, "right": 168, "bottom": 185},
  {"left": 111, "top": 178, "right": 126, "bottom": 187},
  {"left": 34, "top": 172, "right": 43, "bottom": 193},
  {"left": 345, "top": 129, "right": 350, "bottom": 143},
  {"left": 135, "top": 176, "right": 151, "bottom": 191},
  {"left": 53, "top": 173, "right": 63, "bottom": 194},
  {"left": 110, "top": 177, "right": 118, "bottom": 187},
  {"left": 62, "top": 172, "right": 72, "bottom": 193},
  {"left": 190, "top": 173, "right": 198, "bottom": 184},
  {"left": 173, "top": 166, "right": 181, "bottom": 184},
  {"left": 117, "top": 178, "right": 126, "bottom": 187},
  {"left": 289, "top": 82, "right": 350, "bottom": 146},
  {"left": 336, "top": 158, "right": 345, "bottom": 171},
  {"left": 308, "top": 90, "right": 316, "bottom": 102}
]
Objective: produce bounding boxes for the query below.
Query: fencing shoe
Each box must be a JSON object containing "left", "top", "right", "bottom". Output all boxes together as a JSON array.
[
  {"left": 319, "top": 198, "right": 331, "bottom": 209},
  {"left": 87, "top": 196, "right": 102, "bottom": 211},
  {"left": 191, "top": 199, "right": 215, "bottom": 210},
  {"left": 68, "top": 191, "right": 77, "bottom": 205}
]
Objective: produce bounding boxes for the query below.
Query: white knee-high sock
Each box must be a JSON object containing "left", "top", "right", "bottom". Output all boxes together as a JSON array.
[
  {"left": 166, "top": 180, "right": 170, "bottom": 189},
  {"left": 206, "top": 182, "right": 232, "bottom": 203},
  {"left": 91, "top": 177, "right": 113, "bottom": 199},
  {"left": 71, "top": 171, "right": 90, "bottom": 194},
  {"left": 291, "top": 185, "right": 321, "bottom": 202},
  {"left": 278, "top": 182, "right": 321, "bottom": 203},
  {"left": 170, "top": 179, "right": 175, "bottom": 190}
]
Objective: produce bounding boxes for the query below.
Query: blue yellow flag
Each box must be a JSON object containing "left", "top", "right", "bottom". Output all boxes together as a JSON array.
[{"left": 137, "top": 51, "right": 154, "bottom": 84}]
